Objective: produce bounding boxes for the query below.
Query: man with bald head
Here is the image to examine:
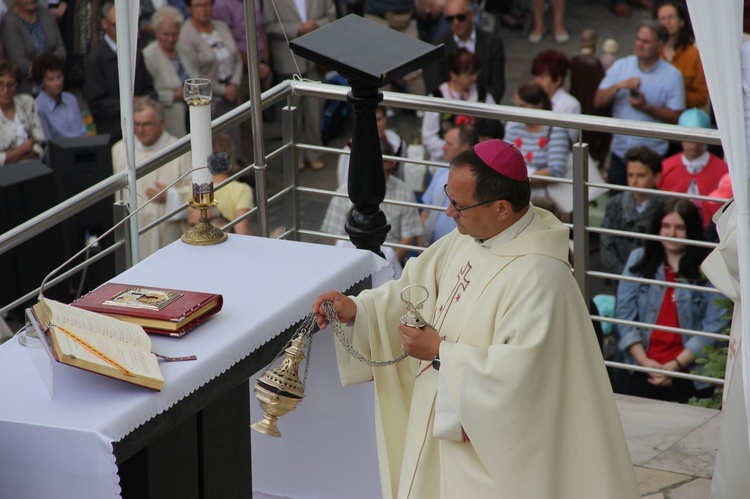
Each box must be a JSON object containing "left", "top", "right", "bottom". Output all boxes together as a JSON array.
[
  {"left": 314, "top": 140, "right": 639, "bottom": 498},
  {"left": 423, "top": 0, "right": 506, "bottom": 102}
]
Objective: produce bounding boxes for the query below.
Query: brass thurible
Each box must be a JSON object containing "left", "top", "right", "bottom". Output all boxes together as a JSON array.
[
  {"left": 250, "top": 290, "right": 427, "bottom": 438},
  {"left": 251, "top": 334, "right": 309, "bottom": 437}
]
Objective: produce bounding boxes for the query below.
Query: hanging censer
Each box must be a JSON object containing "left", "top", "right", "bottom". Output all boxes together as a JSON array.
[
  {"left": 251, "top": 314, "right": 316, "bottom": 438},
  {"left": 251, "top": 285, "right": 430, "bottom": 438}
]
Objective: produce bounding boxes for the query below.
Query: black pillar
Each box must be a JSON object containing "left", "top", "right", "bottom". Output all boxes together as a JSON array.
[
  {"left": 289, "top": 14, "right": 443, "bottom": 256},
  {"left": 345, "top": 83, "right": 389, "bottom": 257}
]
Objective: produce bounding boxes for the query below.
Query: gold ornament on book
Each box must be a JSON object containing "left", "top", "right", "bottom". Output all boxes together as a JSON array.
[{"left": 251, "top": 286, "right": 431, "bottom": 438}]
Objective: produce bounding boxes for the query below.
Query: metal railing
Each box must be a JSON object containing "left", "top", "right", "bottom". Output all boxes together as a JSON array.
[{"left": 1, "top": 79, "right": 731, "bottom": 388}]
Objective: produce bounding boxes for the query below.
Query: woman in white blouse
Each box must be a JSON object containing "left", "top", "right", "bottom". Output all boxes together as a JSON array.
[
  {"left": 0, "top": 60, "right": 46, "bottom": 165},
  {"left": 179, "top": 0, "right": 243, "bottom": 148},
  {"left": 143, "top": 6, "right": 196, "bottom": 138}
]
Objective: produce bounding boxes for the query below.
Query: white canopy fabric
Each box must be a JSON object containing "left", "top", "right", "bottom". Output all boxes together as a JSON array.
[
  {"left": 687, "top": 0, "right": 750, "bottom": 495},
  {"left": 115, "top": 1, "right": 141, "bottom": 264}
]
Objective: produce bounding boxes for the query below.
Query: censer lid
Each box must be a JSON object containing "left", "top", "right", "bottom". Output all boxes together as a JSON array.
[{"left": 256, "top": 335, "right": 307, "bottom": 398}]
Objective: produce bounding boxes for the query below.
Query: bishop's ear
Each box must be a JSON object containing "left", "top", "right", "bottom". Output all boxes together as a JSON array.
[{"left": 495, "top": 199, "right": 514, "bottom": 223}]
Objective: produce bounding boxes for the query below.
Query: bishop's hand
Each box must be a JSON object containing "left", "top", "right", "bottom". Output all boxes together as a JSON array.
[
  {"left": 313, "top": 291, "right": 356, "bottom": 330},
  {"left": 399, "top": 324, "right": 442, "bottom": 361}
]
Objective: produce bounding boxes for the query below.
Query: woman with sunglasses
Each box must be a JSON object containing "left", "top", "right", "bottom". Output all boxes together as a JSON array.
[{"left": 0, "top": 60, "right": 46, "bottom": 165}]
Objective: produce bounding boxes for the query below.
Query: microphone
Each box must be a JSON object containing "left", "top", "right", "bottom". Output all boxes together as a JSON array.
[
  {"left": 209, "top": 152, "right": 232, "bottom": 175},
  {"left": 38, "top": 153, "right": 234, "bottom": 301}
]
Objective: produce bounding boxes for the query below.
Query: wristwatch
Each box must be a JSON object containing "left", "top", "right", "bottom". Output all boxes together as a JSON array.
[{"left": 431, "top": 353, "right": 441, "bottom": 371}]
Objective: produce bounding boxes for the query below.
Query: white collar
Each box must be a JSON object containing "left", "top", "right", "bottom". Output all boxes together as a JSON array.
[
  {"left": 136, "top": 131, "right": 169, "bottom": 151},
  {"left": 104, "top": 34, "right": 117, "bottom": 53},
  {"left": 452, "top": 28, "right": 476, "bottom": 51},
  {"left": 477, "top": 204, "right": 536, "bottom": 247},
  {"left": 681, "top": 151, "right": 710, "bottom": 175}
]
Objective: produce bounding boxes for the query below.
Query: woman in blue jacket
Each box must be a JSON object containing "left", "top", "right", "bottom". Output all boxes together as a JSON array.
[{"left": 616, "top": 197, "right": 729, "bottom": 402}]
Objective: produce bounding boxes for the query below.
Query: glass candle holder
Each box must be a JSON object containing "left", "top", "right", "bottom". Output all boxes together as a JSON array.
[{"left": 184, "top": 78, "right": 212, "bottom": 106}]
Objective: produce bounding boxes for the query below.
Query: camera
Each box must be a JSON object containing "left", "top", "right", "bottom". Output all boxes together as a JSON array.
[{"left": 629, "top": 88, "right": 641, "bottom": 99}]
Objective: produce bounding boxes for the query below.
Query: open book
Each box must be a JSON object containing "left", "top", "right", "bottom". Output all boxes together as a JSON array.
[{"left": 32, "top": 298, "right": 164, "bottom": 391}]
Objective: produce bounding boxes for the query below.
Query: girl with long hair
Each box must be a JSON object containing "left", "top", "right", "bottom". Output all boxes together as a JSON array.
[{"left": 616, "top": 197, "right": 728, "bottom": 402}]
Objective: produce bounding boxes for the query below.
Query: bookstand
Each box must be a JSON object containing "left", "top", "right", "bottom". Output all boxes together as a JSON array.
[
  {"left": 24, "top": 308, "right": 105, "bottom": 400},
  {"left": 24, "top": 308, "right": 57, "bottom": 398}
]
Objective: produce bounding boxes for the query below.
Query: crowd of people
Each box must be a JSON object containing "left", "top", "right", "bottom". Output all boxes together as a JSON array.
[{"left": 0, "top": 0, "right": 732, "bottom": 402}]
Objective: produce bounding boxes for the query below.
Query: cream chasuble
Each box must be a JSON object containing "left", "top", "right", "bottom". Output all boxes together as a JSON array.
[{"left": 334, "top": 207, "right": 639, "bottom": 499}]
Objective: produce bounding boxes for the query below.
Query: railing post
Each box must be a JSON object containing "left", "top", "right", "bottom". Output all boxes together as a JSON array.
[
  {"left": 571, "top": 143, "right": 590, "bottom": 307},
  {"left": 113, "top": 201, "right": 132, "bottom": 274},
  {"left": 243, "top": 0, "right": 269, "bottom": 237},
  {"left": 282, "top": 104, "right": 301, "bottom": 240}
]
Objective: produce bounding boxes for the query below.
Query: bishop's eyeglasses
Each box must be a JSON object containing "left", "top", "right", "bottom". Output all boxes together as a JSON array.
[{"left": 443, "top": 184, "right": 504, "bottom": 217}]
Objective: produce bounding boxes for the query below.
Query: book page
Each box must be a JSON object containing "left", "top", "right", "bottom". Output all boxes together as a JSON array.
[
  {"left": 49, "top": 327, "right": 164, "bottom": 385},
  {"left": 42, "top": 298, "right": 151, "bottom": 351}
]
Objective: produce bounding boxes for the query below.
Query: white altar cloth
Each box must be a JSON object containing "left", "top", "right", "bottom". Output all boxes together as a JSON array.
[{"left": 0, "top": 235, "right": 390, "bottom": 498}]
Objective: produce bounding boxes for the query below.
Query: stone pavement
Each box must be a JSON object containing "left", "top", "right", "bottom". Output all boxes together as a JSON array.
[{"left": 617, "top": 394, "right": 720, "bottom": 497}]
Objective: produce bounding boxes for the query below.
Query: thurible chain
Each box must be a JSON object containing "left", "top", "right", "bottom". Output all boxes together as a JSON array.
[{"left": 321, "top": 300, "right": 409, "bottom": 367}]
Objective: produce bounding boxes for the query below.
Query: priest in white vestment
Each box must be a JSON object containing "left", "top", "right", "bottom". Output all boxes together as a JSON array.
[
  {"left": 314, "top": 140, "right": 639, "bottom": 499},
  {"left": 112, "top": 97, "right": 191, "bottom": 259}
]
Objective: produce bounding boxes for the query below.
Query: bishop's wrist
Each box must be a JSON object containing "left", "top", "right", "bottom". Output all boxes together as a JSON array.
[{"left": 432, "top": 337, "right": 445, "bottom": 370}]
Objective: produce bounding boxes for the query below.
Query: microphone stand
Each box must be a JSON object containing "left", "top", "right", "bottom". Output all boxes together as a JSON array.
[{"left": 38, "top": 166, "right": 211, "bottom": 302}]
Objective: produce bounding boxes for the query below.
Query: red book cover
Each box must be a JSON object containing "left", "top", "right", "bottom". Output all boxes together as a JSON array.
[{"left": 72, "top": 283, "right": 223, "bottom": 337}]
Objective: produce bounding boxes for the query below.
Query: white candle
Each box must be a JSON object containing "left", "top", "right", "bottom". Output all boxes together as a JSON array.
[
  {"left": 189, "top": 102, "right": 213, "bottom": 186},
  {"left": 185, "top": 79, "right": 213, "bottom": 188}
]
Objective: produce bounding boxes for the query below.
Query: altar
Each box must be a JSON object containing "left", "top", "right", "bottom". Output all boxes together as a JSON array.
[{"left": 0, "top": 235, "right": 390, "bottom": 498}]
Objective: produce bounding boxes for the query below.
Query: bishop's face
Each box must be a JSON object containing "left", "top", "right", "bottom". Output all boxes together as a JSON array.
[{"left": 445, "top": 165, "right": 503, "bottom": 240}]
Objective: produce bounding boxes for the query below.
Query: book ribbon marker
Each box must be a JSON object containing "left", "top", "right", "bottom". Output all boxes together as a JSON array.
[{"left": 52, "top": 324, "right": 134, "bottom": 377}]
